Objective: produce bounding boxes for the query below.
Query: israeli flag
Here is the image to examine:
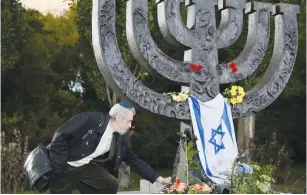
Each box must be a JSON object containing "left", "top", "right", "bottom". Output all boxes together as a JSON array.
[{"left": 188, "top": 94, "right": 238, "bottom": 185}]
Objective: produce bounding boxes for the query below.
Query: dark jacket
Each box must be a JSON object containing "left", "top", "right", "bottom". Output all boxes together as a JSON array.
[{"left": 49, "top": 112, "right": 159, "bottom": 183}]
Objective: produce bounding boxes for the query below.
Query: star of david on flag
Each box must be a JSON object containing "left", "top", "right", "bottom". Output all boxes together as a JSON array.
[
  {"left": 209, "top": 124, "right": 226, "bottom": 154},
  {"left": 188, "top": 94, "right": 238, "bottom": 185}
]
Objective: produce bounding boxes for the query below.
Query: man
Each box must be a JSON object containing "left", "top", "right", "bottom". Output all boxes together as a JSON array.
[{"left": 49, "top": 102, "right": 170, "bottom": 193}]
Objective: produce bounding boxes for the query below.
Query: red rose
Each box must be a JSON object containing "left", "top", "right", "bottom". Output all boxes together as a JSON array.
[
  {"left": 190, "top": 64, "right": 203, "bottom": 72},
  {"left": 229, "top": 62, "right": 237, "bottom": 69},
  {"left": 175, "top": 178, "right": 180, "bottom": 185},
  {"left": 232, "top": 67, "right": 238, "bottom": 73},
  {"left": 229, "top": 62, "right": 238, "bottom": 73}
]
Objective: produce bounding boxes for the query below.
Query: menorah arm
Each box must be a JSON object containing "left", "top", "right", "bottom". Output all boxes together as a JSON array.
[
  {"left": 156, "top": 0, "right": 196, "bottom": 48},
  {"left": 92, "top": 0, "right": 190, "bottom": 120},
  {"left": 218, "top": 1, "right": 273, "bottom": 84},
  {"left": 231, "top": 3, "right": 300, "bottom": 119},
  {"left": 126, "top": 0, "right": 190, "bottom": 84},
  {"left": 216, "top": 0, "right": 246, "bottom": 49}
]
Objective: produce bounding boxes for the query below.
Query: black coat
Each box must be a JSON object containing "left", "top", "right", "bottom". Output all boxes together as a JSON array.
[{"left": 49, "top": 112, "right": 159, "bottom": 183}]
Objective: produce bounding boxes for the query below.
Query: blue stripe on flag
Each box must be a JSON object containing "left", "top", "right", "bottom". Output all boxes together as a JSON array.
[
  {"left": 222, "top": 102, "right": 234, "bottom": 144},
  {"left": 190, "top": 96, "right": 224, "bottom": 180}
]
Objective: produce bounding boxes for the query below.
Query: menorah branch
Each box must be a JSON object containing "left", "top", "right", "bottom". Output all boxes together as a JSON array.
[
  {"left": 93, "top": 0, "right": 191, "bottom": 120},
  {"left": 216, "top": 0, "right": 245, "bottom": 49},
  {"left": 218, "top": 1, "right": 273, "bottom": 84},
  {"left": 126, "top": 0, "right": 190, "bottom": 84},
  {"left": 231, "top": 3, "right": 300, "bottom": 118}
]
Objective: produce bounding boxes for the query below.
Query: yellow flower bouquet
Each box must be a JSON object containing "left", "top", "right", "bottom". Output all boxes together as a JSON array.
[
  {"left": 163, "top": 90, "right": 190, "bottom": 102},
  {"left": 223, "top": 85, "right": 245, "bottom": 105}
]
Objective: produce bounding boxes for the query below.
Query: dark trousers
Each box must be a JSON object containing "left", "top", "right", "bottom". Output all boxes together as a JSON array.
[{"left": 49, "top": 163, "right": 119, "bottom": 194}]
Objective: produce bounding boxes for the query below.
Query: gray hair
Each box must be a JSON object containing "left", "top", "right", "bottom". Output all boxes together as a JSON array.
[{"left": 109, "top": 103, "right": 136, "bottom": 119}]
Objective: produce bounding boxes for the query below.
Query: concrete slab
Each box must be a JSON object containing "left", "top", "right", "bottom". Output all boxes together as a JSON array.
[{"left": 118, "top": 191, "right": 140, "bottom": 194}]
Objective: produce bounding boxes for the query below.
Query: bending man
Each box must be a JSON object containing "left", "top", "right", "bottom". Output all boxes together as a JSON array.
[{"left": 49, "top": 102, "right": 170, "bottom": 193}]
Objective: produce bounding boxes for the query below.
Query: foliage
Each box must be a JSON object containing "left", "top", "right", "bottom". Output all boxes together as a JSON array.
[
  {"left": 1, "top": 0, "right": 88, "bottom": 149},
  {"left": 1, "top": 0, "right": 26, "bottom": 74},
  {"left": 131, "top": 113, "right": 180, "bottom": 169},
  {"left": 272, "top": 163, "right": 306, "bottom": 194},
  {"left": 1, "top": 130, "right": 29, "bottom": 193},
  {"left": 231, "top": 162, "right": 278, "bottom": 194},
  {"left": 184, "top": 141, "right": 202, "bottom": 175},
  {"left": 251, "top": 132, "right": 293, "bottom": 184}
]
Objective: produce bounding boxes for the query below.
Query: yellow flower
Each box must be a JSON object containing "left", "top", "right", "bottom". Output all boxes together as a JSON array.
[
  {"left": 238, "top": 87, "right": 245, "bottom": 96},
  {"left": 202, "top": 186, "right": 212, "bottom": 193},
  {"left": 178, "top": 93, "right": 189, "bottom": 101},
  {"left": 236, "top": 96, "right": 243, "bottom": 103},
  {"left": 231, "top": 85, "right": 238, "bottom": 91},
  {"left": 170, "top": 92, "right": 189, "bottom": 102},
  {"left": 230, "top": 89, "right": 237, "bottom": 96},
  {"left": 178, "top": 96, "right": 185, "bottom": 102},
  {"left": 172, "top": 95, "right": 180, "bottom": 102},
  {"left": 202, "top": 184, "right": 212, "bottom": 193},
  {"left": 230, "top": 86, "right": 238, "bottom": 96},
  {"left": 229, "top": 98, "right": 237, "bottom": 104},
  {"left": 238, "top": 86, "right": 244, "bottom": 93},
  {"left": 240, "top": 91, "right": 246, "bottom": 97}
]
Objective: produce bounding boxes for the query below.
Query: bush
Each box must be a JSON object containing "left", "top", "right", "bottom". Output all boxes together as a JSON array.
[
  {"left": 251, "top": 132, "right": 293, "bottom": 184},
  {"left": 231, "top": 163, "right": 278, "bottom": 194},
  {"left": 1, "top": 130, "right": 29, "bottom": 193}
]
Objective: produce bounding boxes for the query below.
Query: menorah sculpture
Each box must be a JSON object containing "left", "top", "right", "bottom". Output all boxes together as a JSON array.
[
  {"left": 92, "top": 0, "right": 299, "bottom": 121},
  {"left": 92, "top": 0, "right": 299, "bottom": 191}
]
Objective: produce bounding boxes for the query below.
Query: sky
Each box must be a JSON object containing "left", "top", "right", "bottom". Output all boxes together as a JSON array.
[{"left": 21, "top": 0, "right": 69, "bottom": 15}]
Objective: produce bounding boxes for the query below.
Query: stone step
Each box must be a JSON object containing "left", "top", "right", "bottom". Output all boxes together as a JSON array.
[
  {"left": 140, "top": 179, "right": 164, "bottom": 194},
  {"left": 118, "top": 191, "right": 140, "bottom": 194},
  {"left": 118, "top": 179, "right": 165, "bottom": 194}
]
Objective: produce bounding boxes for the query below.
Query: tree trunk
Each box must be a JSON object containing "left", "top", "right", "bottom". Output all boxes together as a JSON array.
[{"left": 237, "top": 115, "right": 255, "bottom": 153}]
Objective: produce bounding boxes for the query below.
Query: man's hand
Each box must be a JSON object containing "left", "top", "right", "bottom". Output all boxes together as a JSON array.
[{"left": 156, "top": 176, "right": 171, "bottom": 185}]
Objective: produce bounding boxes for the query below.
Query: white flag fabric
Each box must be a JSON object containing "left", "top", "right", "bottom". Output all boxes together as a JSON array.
[{"left": 188, "top": 94, "right": 238, "bottom": 185}]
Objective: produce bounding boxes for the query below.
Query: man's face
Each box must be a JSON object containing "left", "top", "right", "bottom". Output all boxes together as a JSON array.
[{"left": 116, "top": 110, "right": 134, "bottom": 135}]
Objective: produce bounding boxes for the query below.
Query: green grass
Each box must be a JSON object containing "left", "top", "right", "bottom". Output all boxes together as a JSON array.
[{"left": 272, "top": 163, "right": 306, "bottom": 194}]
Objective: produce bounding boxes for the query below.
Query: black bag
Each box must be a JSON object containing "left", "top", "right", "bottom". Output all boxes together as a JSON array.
[{"left": 23, "top": 144, "right": 53, "bottom": 193}]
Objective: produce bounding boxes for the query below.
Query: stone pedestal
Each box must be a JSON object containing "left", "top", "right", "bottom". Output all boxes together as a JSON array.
[
  {"left": 140, "top": 179, "right": 164, "bottom": 194},
  {"left": 237, "top": 115, "right": 255, "bottom": 153},
  {"left": 177, "top": 122, "right": 189, "bottom": 183},
  {"left": 177, "top": 86, "right": 190, "bottom": 182}
]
